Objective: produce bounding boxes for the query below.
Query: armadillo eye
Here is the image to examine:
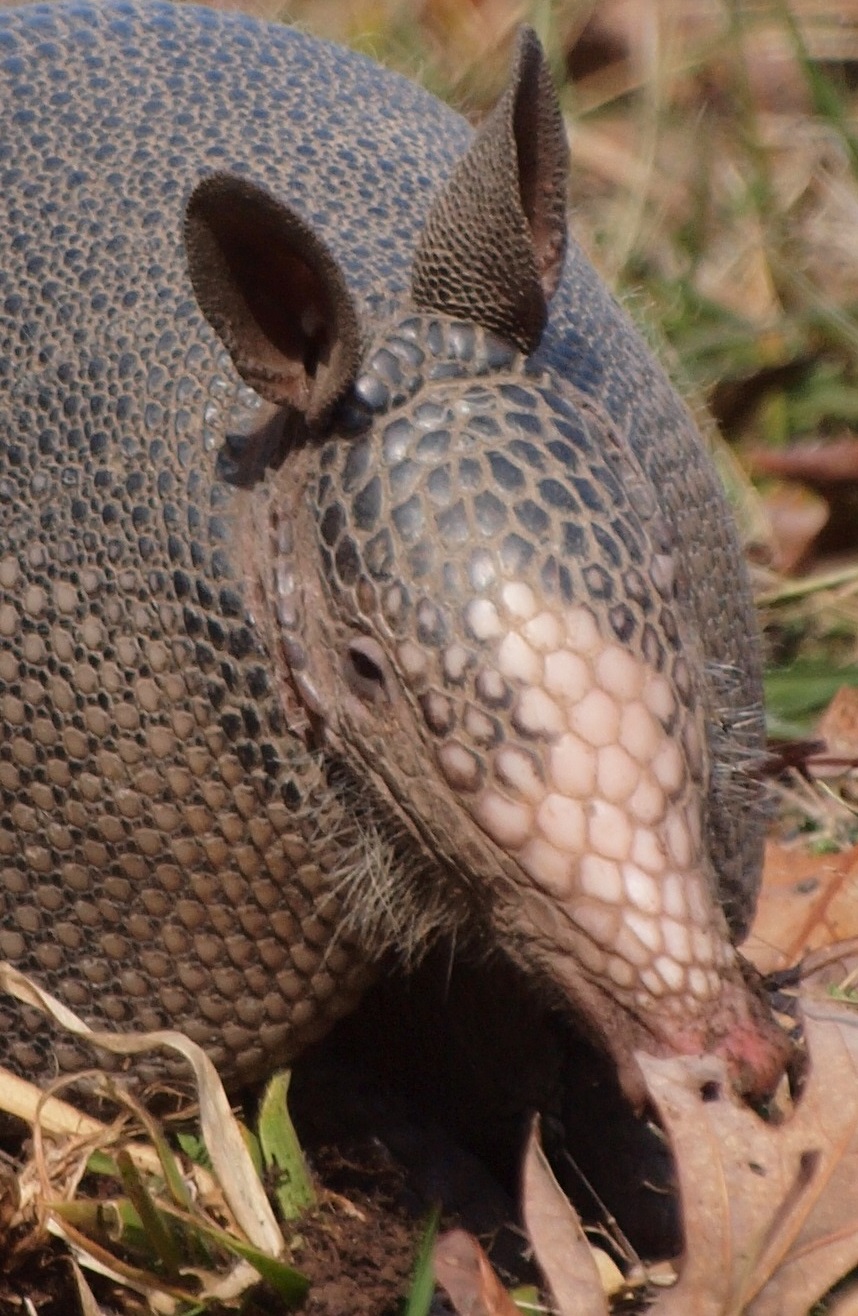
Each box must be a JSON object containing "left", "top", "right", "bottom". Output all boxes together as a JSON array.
[{"left": 344, "top": 637, "right": 388, "bottom": 705}]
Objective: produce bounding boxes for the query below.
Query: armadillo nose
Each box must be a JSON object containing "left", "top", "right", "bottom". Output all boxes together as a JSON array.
[
  {"left": 645, "top": 967, "right": 793, "bottom": 1102},
  {"left": 712, "top": 984, "right": 794, "bottom": 1101}
]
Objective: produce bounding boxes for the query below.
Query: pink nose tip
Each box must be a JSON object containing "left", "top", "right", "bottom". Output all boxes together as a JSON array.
[
  {"left": 714, "top": 1011, "right": 793, "bottom": 1101},
  {"left": 656, "top": 973, "right": 793, "bottom": 1102}
]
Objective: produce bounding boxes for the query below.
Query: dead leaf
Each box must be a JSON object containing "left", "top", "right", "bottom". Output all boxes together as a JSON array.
[
  {"left": 69, "top": 1258, "right": 108, "bottom": 1316},
  {"left": 488, "top": 1002, "right": 858, "bottom": 1316},
  {"left": 434, "top": 1229, "right": 521, "bottom": 1316},
  {"left": 0, "top": 964, "right": 282, "bottom": 1258},
  {"left": 796, "top": 936, "right": 858, "bottom": 992},
  {"left": 745, "top": 841, "right": 858, "bottom": 975},
  {"left": 758, "top": 482, "right": 829, "bottom": 575},
  {"left": 522, "top": 1117, "right": 610, "bottom": 1316},
  {"left": 826, "top": 1279, "right": 858, "bottom": 1316},
  {"left": 640, "top": 999, "right": 858, "bottom": 1316}
]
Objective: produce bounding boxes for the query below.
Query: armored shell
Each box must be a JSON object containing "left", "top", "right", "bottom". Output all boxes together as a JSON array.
[{"left": 0, "top": 1, "right": 776, "bottom": 1094}]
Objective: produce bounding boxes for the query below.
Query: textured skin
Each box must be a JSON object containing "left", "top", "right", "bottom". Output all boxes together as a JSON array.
[{"left": 0, "top": 1, "right": 775, "bottom": 1091}]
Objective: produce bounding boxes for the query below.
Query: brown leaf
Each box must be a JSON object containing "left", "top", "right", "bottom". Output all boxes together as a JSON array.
[
  {"left": 436, "top": 1003, "right": 858, "bottom": 1316},
  {"left": 434, "top": 1229, "right": 521, "bottom": 1316},
  {"left": 640, "top": 1000, "right": 858, "bottom": 1316},
  {"left": 746, "top": 842, "right": 858, "bottom": 975},
  {"left": 758, "top": 482, "right": 829, "bottom": 575},
  {"left": 521, "top": 1117, "right": 609, "bottom": 1316}
]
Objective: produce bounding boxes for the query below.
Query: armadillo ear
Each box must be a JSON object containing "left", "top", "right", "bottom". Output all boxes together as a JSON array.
[
  {"left": 185, "top": 175, "right": 362, "bottom": 426},
  {"left": 412, "top": 27, "right": 569, "bottom": 355}
]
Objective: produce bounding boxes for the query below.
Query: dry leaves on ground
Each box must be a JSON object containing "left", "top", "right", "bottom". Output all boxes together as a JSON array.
[
  {"left": 747, "top": 841, "right": 858, "bottom": 976},
  {"left": 435, "top": 999, "right": 858, "bottom": 1316}
]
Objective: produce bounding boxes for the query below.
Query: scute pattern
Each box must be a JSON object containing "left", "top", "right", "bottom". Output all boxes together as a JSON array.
[
  {"left": 0, "top": 0, "right": 467, "bottom": 1080},
  {"left": 0, "top": 1, "right": 765, "bottom": 1082},
  {"left": 305, "top": 315, "right": 730, "bottom": 1030}
]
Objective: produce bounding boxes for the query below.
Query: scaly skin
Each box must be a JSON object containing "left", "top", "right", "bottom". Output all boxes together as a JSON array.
[{"left": 0, "top": 2, "right": 787, "bottom": 1097}]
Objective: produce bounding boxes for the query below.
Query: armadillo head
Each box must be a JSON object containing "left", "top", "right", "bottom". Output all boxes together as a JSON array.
[{"left": 185, "top": 30, "right": 789, "bottom": 1105}]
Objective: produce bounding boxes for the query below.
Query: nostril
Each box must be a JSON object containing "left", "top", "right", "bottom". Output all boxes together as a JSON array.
[{"left": 344, "top": 636, "right": 389, "bottom": 705}]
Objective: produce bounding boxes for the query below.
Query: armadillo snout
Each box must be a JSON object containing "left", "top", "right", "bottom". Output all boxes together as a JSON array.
[
  {"left": 446, "top": 588, "right": 725, "bottom": 999},
  {"left": 419, "top": 581, "right": 789, "bottom": 1097}
]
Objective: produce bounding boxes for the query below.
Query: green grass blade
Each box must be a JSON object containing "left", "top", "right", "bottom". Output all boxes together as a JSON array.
[
  {"left": 257, "top": 1071, "right": 315, "bottom": 1221},
  {"left": 402, "top": 1205, "right": 441, "bottom": 1316}
]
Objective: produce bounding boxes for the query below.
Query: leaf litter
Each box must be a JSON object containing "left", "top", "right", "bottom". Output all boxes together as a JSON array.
[{"left": 436, "top": 1000, "right": 858, "bottom": 1316}]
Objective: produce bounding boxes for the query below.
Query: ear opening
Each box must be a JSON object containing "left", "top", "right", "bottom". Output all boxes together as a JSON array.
[
  {"left": 185, "top": 174, "right": 362, "bottom": 426},
  {"left": 411, "top": 26, "right": 569, "bottom": 355}
]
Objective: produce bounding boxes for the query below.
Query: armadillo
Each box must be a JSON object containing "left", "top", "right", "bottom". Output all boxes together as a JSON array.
[{"left": 0, "top": 0, "right": 788, "bottom": 1103}]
